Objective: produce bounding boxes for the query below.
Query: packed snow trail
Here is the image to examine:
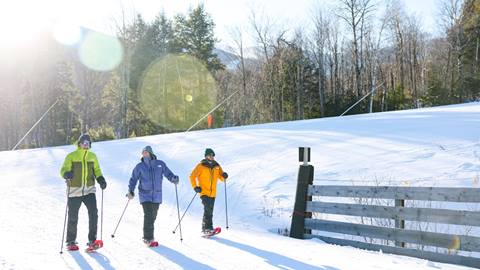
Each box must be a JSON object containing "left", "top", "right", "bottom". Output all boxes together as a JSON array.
[{"left": 0, "top": 102, "right": 479, "bottom": 269}]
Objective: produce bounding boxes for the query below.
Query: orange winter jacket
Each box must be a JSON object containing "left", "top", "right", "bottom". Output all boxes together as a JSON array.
[{"left": 190, "top": 159, "right": 225, "bottom": 198}]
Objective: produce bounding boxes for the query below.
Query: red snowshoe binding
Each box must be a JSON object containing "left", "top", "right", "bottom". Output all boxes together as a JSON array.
[
  {"left": 85, "top": 240, "right": 103, "bottom": 252},
  {"left": 202, "top": 227, "right": 221, "bottom": 238},
  {"left": 67, "top": 242, "right": 79, "bottom": 251},
  {"left": 143, "top": 238, "right": 159, "bottom": 247}
]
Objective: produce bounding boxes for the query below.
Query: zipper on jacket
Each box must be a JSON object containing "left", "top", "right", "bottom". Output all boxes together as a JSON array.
[
  {"left": 150, "top": 161, "right": 154, "bottom": 201},
  {"left": 209, "top": 167, "right": 214, "bottom": 197},
  {"left": 82, "top": 150, "right": 87, "bottom": 196}
]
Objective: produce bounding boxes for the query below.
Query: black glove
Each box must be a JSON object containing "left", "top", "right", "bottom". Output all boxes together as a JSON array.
[
  {"left": 194, "top": 186, "right": 202, "bottom": 193},
  {"left": 222, "top": 172, "right": 228, "bottom": 179},
  {"left": 96, "top": 176, "right": 107, "bottom": 190},
  {"left": 63, "top": 171, "right": 73, "bottom": 180},
  {"left": 172, "top": 175, "right": 179, "bottom": 184},
  {"left": 126, "top": 191, "right": 134, "bottom": 199}
]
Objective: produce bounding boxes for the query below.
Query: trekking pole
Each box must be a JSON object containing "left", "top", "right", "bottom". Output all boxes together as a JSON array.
[
  {"left": 224, "top": 180, "right": 229, "bottom": 230},
  {"left": 60, "top": 185, "right": 70, "bottom": 254},
  {"left": 172, "top": 192, "right": 197, "bottom": 233},
  {"left": 174, "top": 184, "right": 183, "bottom": 242},
  {"left": 101, "top": 189, "right": 104, "bottom": 241},
  {"left": 111, "top": 199, "right": 130, "bottom": 238}
]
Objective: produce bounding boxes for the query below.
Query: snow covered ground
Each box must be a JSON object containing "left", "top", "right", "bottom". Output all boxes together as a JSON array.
[{"left": 0, "top": 102, "right": 479, "bottom": 270}]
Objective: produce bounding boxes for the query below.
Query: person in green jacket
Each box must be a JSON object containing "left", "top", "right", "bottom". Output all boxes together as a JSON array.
[{"left": 60, "top": 134, "right": 107, "bottom": 250}]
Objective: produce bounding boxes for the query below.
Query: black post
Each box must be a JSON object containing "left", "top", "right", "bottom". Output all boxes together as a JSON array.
[{"left": 290, "top": 147, "right": 314, "bottom": 239}]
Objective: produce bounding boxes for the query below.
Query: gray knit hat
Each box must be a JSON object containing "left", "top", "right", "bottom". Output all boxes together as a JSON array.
[{"left": 143, "top": 145, "right": 154, "bottom": 155}]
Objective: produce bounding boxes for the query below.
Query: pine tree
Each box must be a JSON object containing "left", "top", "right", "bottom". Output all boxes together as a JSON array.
[{"left": 174, "top": 4, "right": 224, "bottom": 72}]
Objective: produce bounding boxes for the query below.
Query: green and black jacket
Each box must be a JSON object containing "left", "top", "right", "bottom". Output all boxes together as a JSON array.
[{"left": 60, "top": 147, "right": 103, "bottom": 197}]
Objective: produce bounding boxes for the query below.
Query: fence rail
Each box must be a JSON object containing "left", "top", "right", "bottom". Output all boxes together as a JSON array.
[
  {"left": 308, "top": 185, "right": 480, "bottom": 202},
  {"left": 306, "top": 201, "right": 480, "bottom": 227},
  {"left": 305, "top": 218, "right": 480, "bottom": 253},
  {"left": 304, "top": 235, "right": 480, "bottom": 268},
  {"left": 291, "top": 182, "right": 480, "bottom": 268}
]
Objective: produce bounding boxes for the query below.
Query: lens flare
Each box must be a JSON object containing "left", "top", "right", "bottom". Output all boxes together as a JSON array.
[
  {"left": 139, "top": 54, "right": 217, "bottom": 130},
  {"left": 448, "top": 235, "right": 461, "bottom": 251},
  {"left": 473, "top": 175, "right": 479, "bottom": 186},
  {"left": 79, "top": 31, "right": 123, "bottom": 71},
  {"left": 53, "top": 21, "right": 82, "bottom": 46}
]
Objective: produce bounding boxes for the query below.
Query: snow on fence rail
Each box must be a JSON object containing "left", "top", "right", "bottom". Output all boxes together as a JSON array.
[{"left": 289, "top": 148, "right": 480, "bottom": 268}]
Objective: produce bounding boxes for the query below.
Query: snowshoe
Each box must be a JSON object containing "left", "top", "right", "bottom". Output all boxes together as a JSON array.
[
  {"left": 85, "top": 240, "right": 103, "bottom": 253},
  {"left": 202, "top": 227, "right": 221, "bottom": 238},
  {"left": 66, "top": 241, "right": 79, "bottom": 251},
  {"left": 143, "top": 238, "right": 159, "bottom": 247}
]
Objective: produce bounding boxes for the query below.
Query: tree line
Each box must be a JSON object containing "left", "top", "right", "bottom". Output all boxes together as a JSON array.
[{"left": 0, "top": 0, "right": 478, "bottom": 151}]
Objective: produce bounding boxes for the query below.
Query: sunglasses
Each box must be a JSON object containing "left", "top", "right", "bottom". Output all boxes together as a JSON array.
[{"left": 80, "top": 140, "right": 91, "bottom": 147}]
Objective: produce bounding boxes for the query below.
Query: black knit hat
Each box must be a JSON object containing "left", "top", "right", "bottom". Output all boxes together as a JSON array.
[{"left": 77, "top": 134, "right": 91, "bottom": 146}]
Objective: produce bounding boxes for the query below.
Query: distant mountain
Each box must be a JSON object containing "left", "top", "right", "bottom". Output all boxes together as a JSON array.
[
  {"left": 214, "top": 48, "right": 240, "bottom": 69},
  {"left": 214, "top": 48, "right": 260, "bottom": 70}
]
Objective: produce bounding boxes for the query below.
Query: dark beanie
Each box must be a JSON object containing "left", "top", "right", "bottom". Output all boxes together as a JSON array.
[
  {"left": 204, "top": 148, "right": 215, "bottom": 157},
  {"left": 77, "top": 134, "right": 91, "bottom": 145}
]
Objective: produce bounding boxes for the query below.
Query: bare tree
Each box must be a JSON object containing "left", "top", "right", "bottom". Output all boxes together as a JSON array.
[
  {"left": 438, "top": 0, "right": 466, "bottom": 100},
  {"left": 337, "top": 0, "right": 376, "bottom": 98},
  {"left": 110, "top": 5, "right": 137, "bottom": 138},
  {"left": 229, "top": 26, "right": 249, "bottom": 123},
  {"left": 249, "top": 7, "right": 273, "bottom": 61},
  {"left": 311, "top": 9, "right": 330, "bottom": 117}
]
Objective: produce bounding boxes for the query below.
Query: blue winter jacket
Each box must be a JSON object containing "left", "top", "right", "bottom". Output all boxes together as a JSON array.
[{"left": 128, "top": 156, "right": 177, "bottom": 204}]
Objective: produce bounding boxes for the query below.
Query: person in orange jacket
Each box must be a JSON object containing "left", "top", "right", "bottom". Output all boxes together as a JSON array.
[{"left": 190, "top": 148, "right": 228, "bottom": 234}]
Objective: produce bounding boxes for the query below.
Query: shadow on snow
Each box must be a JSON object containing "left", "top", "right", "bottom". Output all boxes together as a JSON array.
[
  {"left": 214, "top": 238, "right": 340, "bottom": 270},
  {"left": 151, "top": 245, "right": 215, "bottom": 270}
]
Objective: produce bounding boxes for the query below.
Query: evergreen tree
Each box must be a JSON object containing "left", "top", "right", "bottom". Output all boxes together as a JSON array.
[{"left": 174, "top": 4, "right": 224, "bottom": 72}]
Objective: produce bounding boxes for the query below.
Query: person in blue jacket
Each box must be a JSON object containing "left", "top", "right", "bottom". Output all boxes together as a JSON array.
[{"left": 127, "top": 146, "right": 179, "bottom": 244}]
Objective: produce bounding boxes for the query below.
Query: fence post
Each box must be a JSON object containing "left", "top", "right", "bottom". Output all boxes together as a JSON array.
[
  {"left": 290, "top": 147, "right": 314, "bottom": 239},
  {"left": 395, "top": 199, "right": 405, "bottom": 247}
]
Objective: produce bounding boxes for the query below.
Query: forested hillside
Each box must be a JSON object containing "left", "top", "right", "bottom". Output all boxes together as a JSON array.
[{"left": 1, "top": 1, "right": 479, "bottom": 150}]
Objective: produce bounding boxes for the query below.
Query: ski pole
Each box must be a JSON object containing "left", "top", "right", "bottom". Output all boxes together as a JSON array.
[
  {"left": 224, "top": 179, "right": 229, "bottom": 230},
  {"left": 111, "top": 199, "right": 130, "bottom": 238},
  {"left": 172, "top": 192, "right": 197, "bottom": 233},
  {"left": 174, "top": 184, "right": 183, "bottom": 241},
  {"left": 60, "top": 185, "right": 70, "bottom": 254},
  {"left": 101, "top": 189, "right": 104, "bottom": 241}
]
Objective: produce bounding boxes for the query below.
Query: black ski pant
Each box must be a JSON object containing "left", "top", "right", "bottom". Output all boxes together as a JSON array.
[
  {"left": 66, "top": 193, "right": 98, "bottom": 243},
  {"left": 142, "top": 202, "right": 160, "bottom": 241},
  {"left": 201, "top": 195, "right": 215, "bottom": 231}
]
